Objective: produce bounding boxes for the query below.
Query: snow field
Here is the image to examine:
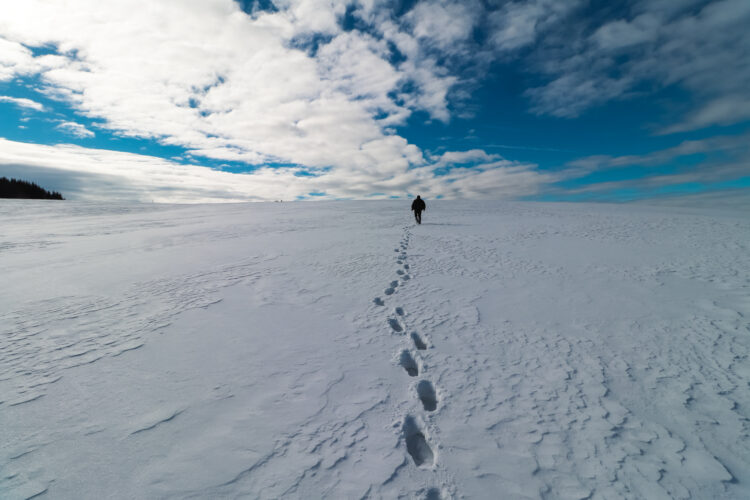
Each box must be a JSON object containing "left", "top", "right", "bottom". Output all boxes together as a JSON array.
[{"left": 1, "top": 199, "right": 749, "bottom": 499}]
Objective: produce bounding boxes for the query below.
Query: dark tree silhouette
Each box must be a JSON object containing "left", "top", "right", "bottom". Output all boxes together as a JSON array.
[{"left": 0, "top": 177, "right": 64, "bottom": 200}]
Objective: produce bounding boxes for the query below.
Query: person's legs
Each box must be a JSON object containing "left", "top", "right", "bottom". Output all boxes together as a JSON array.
[{"left": 415, "top": 210, "right": 422, "bottom": 224}]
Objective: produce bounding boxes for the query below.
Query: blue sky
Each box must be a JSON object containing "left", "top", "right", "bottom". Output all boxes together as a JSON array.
[{"left": 0, "top": 0, "right": 748, "bottom": 203}]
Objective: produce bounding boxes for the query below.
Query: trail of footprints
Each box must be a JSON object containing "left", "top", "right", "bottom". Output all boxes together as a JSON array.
[{"left": 374, "top": 229, "right": 445, "bottom": 496}]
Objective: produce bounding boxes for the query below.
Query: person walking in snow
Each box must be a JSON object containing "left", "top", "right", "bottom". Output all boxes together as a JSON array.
[{"left": 411, "top": 195, "right": 426, "bottom": 224}]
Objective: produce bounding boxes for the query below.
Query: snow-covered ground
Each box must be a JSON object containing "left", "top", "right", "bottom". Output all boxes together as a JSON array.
[{"left": 1, "top": 199, "right": 749, "bottom": 499}]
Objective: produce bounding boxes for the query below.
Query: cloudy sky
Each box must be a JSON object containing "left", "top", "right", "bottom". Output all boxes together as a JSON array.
[{"left": 0, "top": 0, "right": 748, "bottom": 203}]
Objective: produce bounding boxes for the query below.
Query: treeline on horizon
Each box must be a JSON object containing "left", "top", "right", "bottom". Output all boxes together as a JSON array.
[{"left": 0, "top": 177, "right": 64, "bottom": 200}]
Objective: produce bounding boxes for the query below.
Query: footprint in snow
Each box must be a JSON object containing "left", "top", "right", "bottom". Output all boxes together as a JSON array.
[
  {"left": 403, "top": 416, "right": 434, "bottom": 467},
  {"left": 411, "top": 332, "right": 427, "bottom": 350},
  {"left": 389, "top": 318, "right": 404, "bottom": 333},
  {"left": 399, "top": 350, "right": 419, "bottom": 376},
  {"left": 394, "top": 307, "right": 404, "bottom": 316},
  {"left": 373, "top": 297, "right": 385, "bottom": 306},
  {"left": 384, "top": 287, "right": 395, "bottom": 295},
  {"left": 390, "top": 280, "right": 399, "bottom": 288},
  {"left": 417, "top": 380, "right": 438, "bottom": 411},
  {"left": 424, "top": 488, "right": 444, "bottom": 500},
  {"left": 397, "top": 269, "right": 405, "bottom": 275},
  {"left": 401, "top": 274, "right": 410, "bottom": 281},
  {"left": 403, "top": 264, "right": 410, "bottom": 270}
]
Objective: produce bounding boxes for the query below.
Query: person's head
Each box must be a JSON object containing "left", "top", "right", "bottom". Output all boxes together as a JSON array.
[{"left": 416, "top": 195, "right": 421, "bottom": 199}]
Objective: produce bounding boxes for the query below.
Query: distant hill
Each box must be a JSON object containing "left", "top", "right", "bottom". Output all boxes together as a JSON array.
[{"left": 0, "top": 177, "right": 64, "bottom": 200}]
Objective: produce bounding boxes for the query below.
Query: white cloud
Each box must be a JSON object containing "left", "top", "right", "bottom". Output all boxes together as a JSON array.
[
  {"left": 521, "top": 0, "right": 750, "bottom": 129},
  {"left": 0, "top": 37, "right": 35, "bottom": 81},
  {"left": 415, "top": 161, "right": 556, "bottom": 199},
  {"left": 2, "top": 0, "right": 742, "bottom": 204},
  {"left": 661, "top": 95, "right": 750, "bottom": 134},
  {"left": 3, "top": 0, "right": 560, "bottom": 201},
  {"left": 55, "top": 120, "right": 95, "bottom": 138},
  {"left": 430, "top": 149, "right": 499, "bottom": 167},
  {"left": 0, "top": 138, "right": 552, "bottom": 202},
  {"left": 490, "top": 1, "right": 545, "bottom": 51},
  {"left": 0, "top": 36, "right": 72, "bottom": 81},
  {"left": 0, "top": 0, "right": 460, "bottom": 180},
  {"left": 315, "top": 31, "right": 408, "bottom": 124},
  {"left": 525, "top": 73, "right": 635, "bottom": 118},
  {"left": 557, "top": 131, "right": 750, "bottom": 195},
  {"left": 564, "top": 132, "right": 750, "bottom": 173},
  {"left": 591, "top": 13, "right": 660, "bottom": 50},
  {"left": 563, "top": 157, "right": 750, "bottom": 196},
  {"left": 489, "top": 0, "right": 582, "bottom": 52},
  {"left": 275, "top": 0, "right": 349, "bottom": 36},
  {"left": 406, "top": 0, "right": 479, "bottom": 51},
  {"left": 0, "top": 95, "right": 45, "bottom": 111}
]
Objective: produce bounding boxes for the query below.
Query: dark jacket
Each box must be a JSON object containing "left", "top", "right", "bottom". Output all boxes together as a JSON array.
[{"left": 411, "top": 198, "right": 426, "bottom": 211}]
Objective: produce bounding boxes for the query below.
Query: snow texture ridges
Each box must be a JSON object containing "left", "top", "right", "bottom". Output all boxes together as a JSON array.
[{"left": 1, "top": 200, "right": 749, "bottom": 498}]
